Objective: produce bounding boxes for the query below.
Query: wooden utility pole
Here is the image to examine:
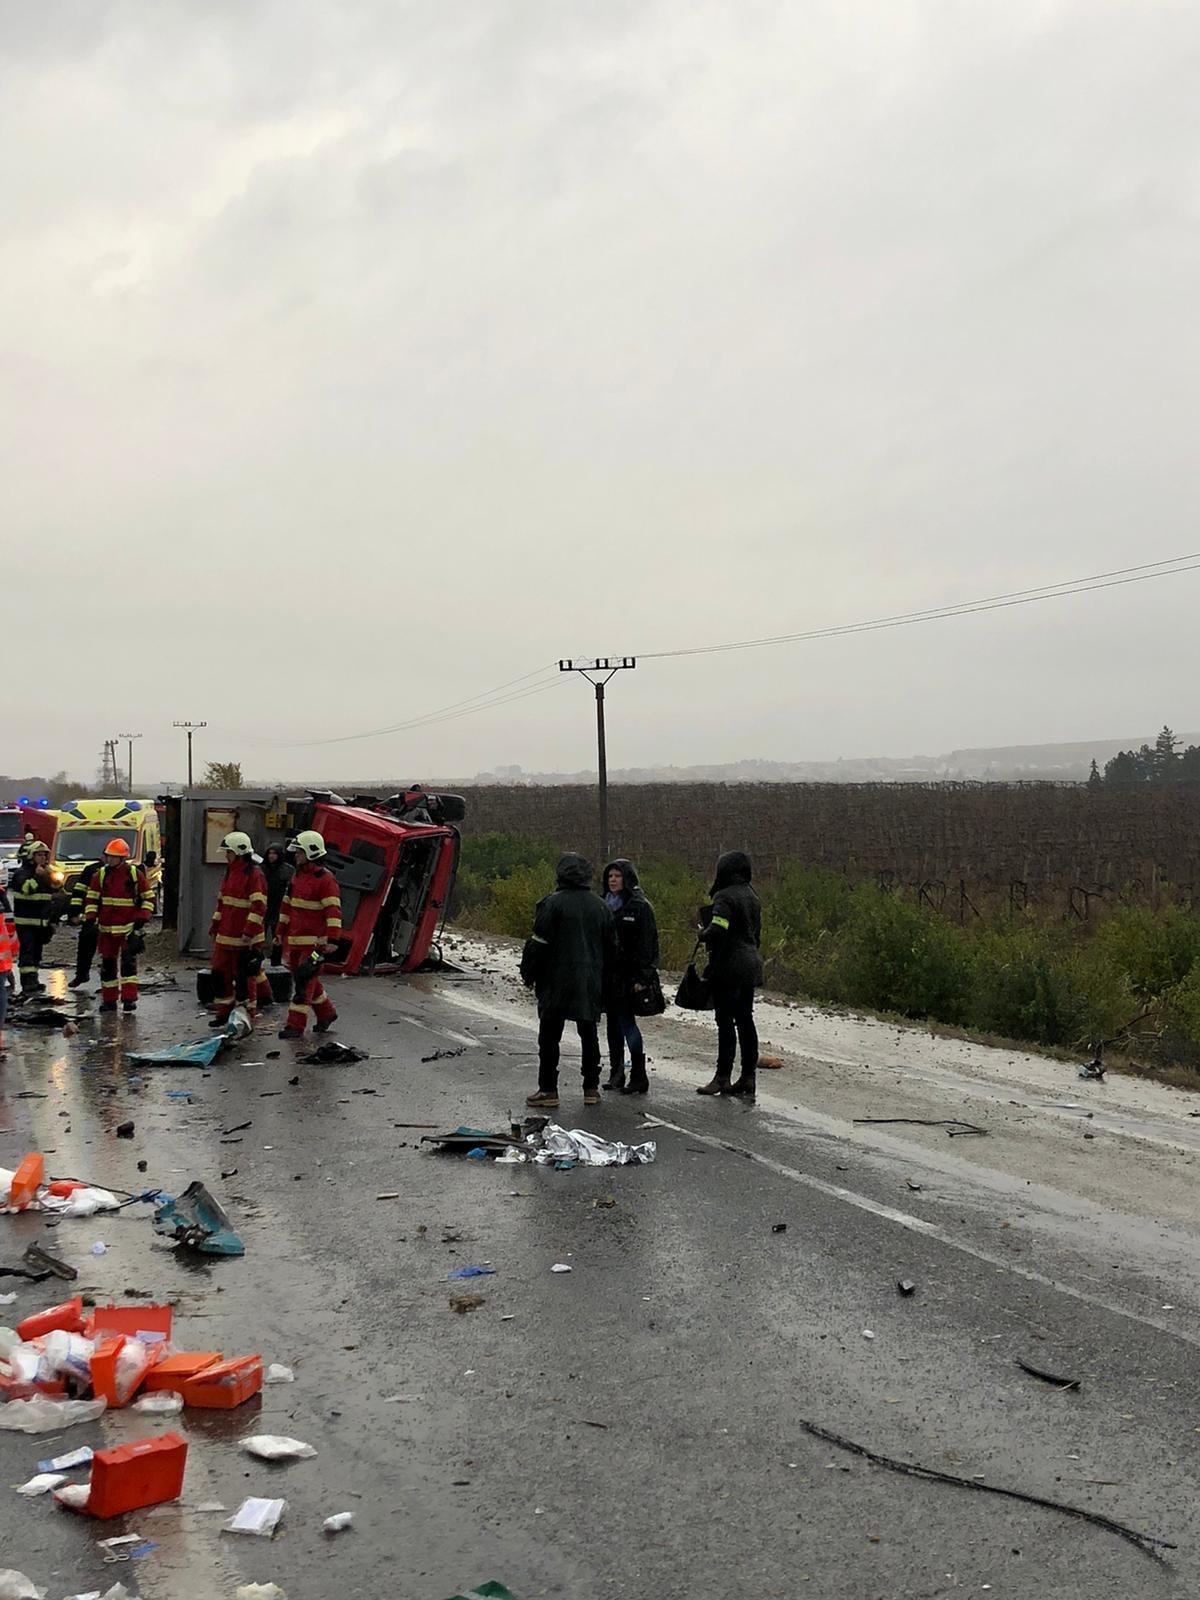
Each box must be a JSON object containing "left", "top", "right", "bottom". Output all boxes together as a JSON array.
[{"left": 173, "top": 720, "right": 207, "bottom": 787}]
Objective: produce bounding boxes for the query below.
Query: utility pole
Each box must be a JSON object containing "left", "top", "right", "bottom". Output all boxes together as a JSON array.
[
  {"left": 173, "top": 720, "right": 207, "bottom": 787},
  {"left": 116, "top": 732, "right": 142, "bottom": 793},
  {"left": 558, "top": 658, "right": 636, "bottom": 863},
  {"left": 99, "top": 741, "right": 119, "bottom": 791}
]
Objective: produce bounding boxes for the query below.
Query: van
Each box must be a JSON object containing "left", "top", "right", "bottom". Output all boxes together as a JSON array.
[{"left": 54, "top": 799, "right": 164, "bottom": 906}]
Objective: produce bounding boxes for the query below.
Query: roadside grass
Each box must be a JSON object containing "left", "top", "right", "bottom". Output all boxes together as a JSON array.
[{"left": 453, "top": 834, "right": 1200, "bottom": 1085}]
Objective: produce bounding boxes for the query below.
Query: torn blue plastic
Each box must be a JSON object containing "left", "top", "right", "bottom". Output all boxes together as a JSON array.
[
  {"left": 153, "top": 1181, "right": 245, "bottom": 1257},
  {"left": 448, "top": 1265, "right": 496, "bottom": 1279},
  {"left": 126, "top": 1036, "right": 226, "bottom": 1069}
]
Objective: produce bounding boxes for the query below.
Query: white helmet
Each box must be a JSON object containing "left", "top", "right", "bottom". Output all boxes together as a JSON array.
[
  {"left": 289, "top": 830, "right": 327, "bottom": 861},
  {"left": 222, "top": 831, "right": 255, "bottom": 858}
]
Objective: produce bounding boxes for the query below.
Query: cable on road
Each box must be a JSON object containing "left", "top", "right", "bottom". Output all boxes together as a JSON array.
[
  {"left": 853, "top": 1116, "right": 988, "bottom": 1137},
  {"left": 798, "top": 1420, "right": 1177, "bottom": 1561}
]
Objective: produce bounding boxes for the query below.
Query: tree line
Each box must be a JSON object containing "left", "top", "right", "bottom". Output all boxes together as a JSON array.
[{"left": 1089, "top": 726, "right": 1200, "bottom": 789}]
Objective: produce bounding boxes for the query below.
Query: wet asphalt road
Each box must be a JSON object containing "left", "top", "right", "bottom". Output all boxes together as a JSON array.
[{"left": 1, "top": 947, "right": 1198, "bottom": 1600}]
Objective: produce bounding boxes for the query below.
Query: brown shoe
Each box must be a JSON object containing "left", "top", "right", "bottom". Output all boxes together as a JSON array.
[
  {"left": 526, "top": 1089, "right": 559, "bottom": 1109},
  {"left": 583, "top": 1089, "right": 601, "bottom": 1107},
  {"left": 696, "top": 1074, "right": 732, "bottom": 1096}
]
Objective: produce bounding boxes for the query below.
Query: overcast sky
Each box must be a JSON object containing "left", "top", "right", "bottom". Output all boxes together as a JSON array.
[{"left": 5, "top": 0, "right": 1199, "bottom": 785}]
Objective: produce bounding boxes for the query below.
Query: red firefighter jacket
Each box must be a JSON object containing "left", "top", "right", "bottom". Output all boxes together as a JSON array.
[
  {"left": 209, "top": 859, "right": 268, "bottom": 949},
  {"left": 276, "top": 861, "right": 342, "bottom": 955},
  {"left": 83, "top": 861, "right": 155, "bottom": 938}
]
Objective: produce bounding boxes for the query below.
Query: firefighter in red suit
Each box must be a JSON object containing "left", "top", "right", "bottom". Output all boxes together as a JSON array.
[
  {"left": 83, "top": 838, "right": 155, "bottom": 1013},
  {"left": 273, "top": 830, "right": 342, "bottom": 1039},
  {"left": 208, "top": 832, "right": 271, "bottom": 1027}
]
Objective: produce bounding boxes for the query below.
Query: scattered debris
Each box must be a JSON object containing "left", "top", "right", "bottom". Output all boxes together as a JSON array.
[
  {"left": 862, "top": 1329, "right": 875, "bottom": 1340},
  {"left": 125, "top": 1036, "right": 227, "bottom": 1069},
  {"left": 772, "top": 1222, "right": 787, "bottom": 1233},
  {"left": 443, "top": 1584, "right": 518, "bottom": 1600},
  {"left": 1078, "top": 1047, "right": 1106, "bottom": 1082},
  {"left": 852, "top": 1118, "right": 988, "bottom": 1137},
  {"left": 0, "top": 1395, "right": 106, "bottom": 1433},
  {"left": 241, "top": 1435, "right": 317, "bottom": 1462},
  {"left": 90, "top": 1242, "right": 108, "bottom": 1257},
  {"left": 551, "top": 1264, "right": 572, "bottom": 1274},
  {"left": 448, "top": 1265, "right": 495, "bottom": 1280},
  {"left": 593, "top": 1196, "right": 617, "bottom": 1210},
  {"left": 115, "top": 1122, "right": 135, "bottom": 1140},
  {"left": 299, "top": 1041, "right": 368, "bottom": 1064},
  {"left": 222, "top": 1122, "right": 252, "bottom": 1137},
  {"left": 758, "top": 1053, "right": 783, "bottom": 1069},
  {"left": 323, "top": 1512, "right": 354, "bottom": 1534},
  {"left": 0, "top": 1573, "right": 42, "bottom": 1600},
  {"left": 38, "top": 1446, "right": 94, "bottom": 1472},
  {"left": 450, "top": 1293, "right": 486, "bottom": 1314},
  {"left": 898, "top": 1280, "right": 916, "bottom": 1297},
  {"left": 905, "top": 1180, "right": 923, "bottom": 1192},
  {"left": 422, "top": 1046, "right": 466, "bottom": 1063},
  {"left": 153, "top": 1182, "right": 245, "bottom": 1257},
  {"left": 223, "top": 1497, "right": 288, "bottom": 1537},
  {"left": 534, "top": 1125, "right": 656, "bottom": 1167},
  {"left": 23, "top": 1244, "right": 77, "bottom": 1280},
  {"left": 132, "top": 1391, "right": 184, "bottom": 1414},
  {"left": 264, "top": 1364, "right": 295, "bottom": 1385},
  {"left": 16, "top": 1472, "right": 68, "bottom": 1496},
  {"left": 1016, "top": 1357, "right": 1081, "bottom": 1392},
  {"left": 375, "top": 1192, "right": 401, "bottom": 1201},
  {"left": 796, "top": 1420, "right": 1172, "bottom": 1560},
  {"left": 236, "top": 1587, "right": 287, "bottom": 1600}
]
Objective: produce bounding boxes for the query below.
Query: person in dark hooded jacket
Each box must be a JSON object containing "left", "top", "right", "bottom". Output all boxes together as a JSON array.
[
  {"left": 520, "top": 854, "right": 615, "bottom": 1109},
  {"left": 600, "top": 858, "right": 659, "bottom": 1095},
  {"left": 261, "top": 845, "right": 294, "bottom": 950},
  {"left": 696, "top": 849, "right": 763, "bottom": 1098}
]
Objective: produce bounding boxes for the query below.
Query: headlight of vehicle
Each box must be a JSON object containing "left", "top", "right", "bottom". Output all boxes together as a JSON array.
[{"left": 50, "top": 870, "right": 65, "bottom": 885}]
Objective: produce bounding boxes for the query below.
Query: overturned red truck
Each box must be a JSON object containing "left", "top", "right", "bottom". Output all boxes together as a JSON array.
[{"left": 162, "top": 787, "right": 464, "bottom": 974}]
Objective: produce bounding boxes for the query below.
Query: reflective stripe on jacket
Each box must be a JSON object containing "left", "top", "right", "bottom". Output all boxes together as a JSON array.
[
  {"left": 276, "top": 862, "right": 342, "bottom": 952},
  {"left": 210, "top": 859, "right": 269, "bottom": 947},
  {"left": 12, "top": 868, "right": 55, "bottom": 930},
  {"left": 83, "top": 861, "right": 155, "bottom": 937}
]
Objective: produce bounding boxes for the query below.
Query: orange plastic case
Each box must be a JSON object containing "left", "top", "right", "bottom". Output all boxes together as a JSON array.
[
  {"left": 17, "top": 1295, "right": 85, "bottom": 1341},
  {"left": 142, "top": 1350, "right": 222, "bottom": 1391},
  {"left": 66, "top": 1432, "right": 188, "bottom": 1518},
  {"left": 178, "top": 1353, "right": 262, "bottom": 1408}
]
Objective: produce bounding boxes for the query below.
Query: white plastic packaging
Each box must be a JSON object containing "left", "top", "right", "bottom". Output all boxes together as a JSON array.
[
  {"left": 41, "top": 1330, "right": 95, "bottom": 1386},
  {"left": 131, "top": 1390, "right": 183, "bottom": 1414},
  {"left": 240, "top": 1435, "right": 317, "bottom": 1461},
  {"left": 236, "top": 1586, "right": 287, "bottom": 1599},
  {"left": 264, "top": 1363, "right": 294, "bottom": 1384},
  {"left": 0, "top": 1395, "right": 106, "bottom": 1434},
  {"left": 322, "top": 1511, "right": 353, "bottom": 1534},
  {"left": 0, "top": 1572, "right": 43, "bottom": 1600},
  {"left": 223, "top": 1497, "right": 287, "bottom": 1537},
  {"left": 113, "top": 1338, "right": 151, "bottom": 1404},
  {"left": 15, "top": 1473, "right": 67, "bottom": 1497},
  {"left": 54, "top": 1483, "right": 92, "bottom": 1509}
]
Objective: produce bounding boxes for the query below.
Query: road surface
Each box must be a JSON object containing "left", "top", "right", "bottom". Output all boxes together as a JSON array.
[{"left": 1, "top": 933, "right": 1198, "bottom": 1599}]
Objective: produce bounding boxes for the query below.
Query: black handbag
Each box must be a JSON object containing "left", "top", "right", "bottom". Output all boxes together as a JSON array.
[
  {"left": 631, "top": 971, "right": 667, "bottom": 1017},
  {"left": 674, "top": 943, "right": 713, "bottom": 1011}
]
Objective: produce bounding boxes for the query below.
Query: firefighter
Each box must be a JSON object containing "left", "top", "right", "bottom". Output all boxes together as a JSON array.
[
  {"left": 12, "top": 841, "right": 55, "bottom": 995},
  {"left": 67, "top": 859, "right": 102, "bottom": 988},
  {"left": 83, "top": 838, "right": 155, "bottom": 1013},
  {"left": 273, "top": 830, "right": 342, "bottom": 1039},
  {"left": 208, "top": 832, "right": 270, "bottom": 1027}
]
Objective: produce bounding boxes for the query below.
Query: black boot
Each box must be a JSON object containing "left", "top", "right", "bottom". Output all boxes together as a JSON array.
[
  {"left": 602, "top": 1058, "right": 626, "bottom": 1092},
  {"left": 621, "top": 1048, "right": 649, "bottom": 1095},
  {"left": 730, "top": 1068, "right": 757, "bottom": 1098}
]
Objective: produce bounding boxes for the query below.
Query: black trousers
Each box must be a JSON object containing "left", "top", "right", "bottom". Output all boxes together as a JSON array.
[
  {"left": 17, "top": 927, "right": 46, "bottom": 989},
  {"left": 538, "top": 1010, "right": 601, "bottom": 1093},
  {"left": 714, "top": 985, "right": 758, "bottom": 1077},
  {"left": 75, "top": 920, "right": 99, "bottom": 983}
]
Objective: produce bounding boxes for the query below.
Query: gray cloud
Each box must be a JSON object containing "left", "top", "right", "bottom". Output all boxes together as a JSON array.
[{"left": 4, "top": 0, "right": 1198, "bottom": 783}]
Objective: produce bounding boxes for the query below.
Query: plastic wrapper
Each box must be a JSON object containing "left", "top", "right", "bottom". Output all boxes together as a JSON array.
[
  {"left": 0, "top": 1395, "right": 106, "bottom": 1433},
  {"left": 132, "top": 1390, "right": 184, "bottom": 1414},
  {"left": 41, "top": 1186, "right": 120, "bottom": 1217},
  {"left": 240, "top": 1435, "right": 317, "bottom": 1461},
  {"left": 323, "top": 1511, "right": 353, "bottom": 1534},
  {"left": 41, "top": 1330, "right": 95, "bottom": 1386},
  {"left": 223, "top": 1496, "right": 287, "bottom": 1537},
  {"left": 53, "top": 1482, "right": 92, "bottom": 1508},
  {"left": 532, "top": 1125, "right": 656, "bottom": 1167},
  {"left": 2, "top": 1341, "right": 41, "bottom": 1385},
  {"left": 264, "top": 1363, "right": 294, "bottom": 1384},
  {"left": 0, "top": 1573, "right": 43, "bottom": 1600},
  {"left": 114, "top": 1338, "right": 151, "bottom": 1404},
  {"left": 15, "top": 1472, "right": 67, "bottom": 1496},
  {"left": 236, "top": 1586, "right": 287, "bottom": 1599}
]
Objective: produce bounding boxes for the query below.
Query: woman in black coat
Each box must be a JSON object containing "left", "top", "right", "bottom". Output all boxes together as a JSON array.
[
  {"left": 600, "top": 858, "right": 660, "bottom": 1096},
  {"left": 696, "top": 850, "right": 763, "bottom": 1099}
]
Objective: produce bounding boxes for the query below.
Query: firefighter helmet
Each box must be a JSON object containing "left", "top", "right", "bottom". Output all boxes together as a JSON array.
[
  {"left": 221, "top": 831, "right": 255, "bottom": 858},
  {"left": 289, "top": 830, "right": 327, "bottom": 860},
  {"left": 104, "top": 838, "right": 130, "bottom": 857}
]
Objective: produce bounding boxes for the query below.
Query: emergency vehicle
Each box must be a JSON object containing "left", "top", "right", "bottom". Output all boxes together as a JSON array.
[
  {"left": 0, "top": 801, "right": 58, "bottom": 874},
  {"left": 53, "top": 799, "right": 164, "bottom": 902}
]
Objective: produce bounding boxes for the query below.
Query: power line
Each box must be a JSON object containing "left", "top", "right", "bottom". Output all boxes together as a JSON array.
[{"left": 638, "top": 553, "right": 1200, "bottom": 661}]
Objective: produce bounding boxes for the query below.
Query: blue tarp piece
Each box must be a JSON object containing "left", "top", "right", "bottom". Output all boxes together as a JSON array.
[{"left": 126, "top": 1035, "right": 226, "bottom": 1068}]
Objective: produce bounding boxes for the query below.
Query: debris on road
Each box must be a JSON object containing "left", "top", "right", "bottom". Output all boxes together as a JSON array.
[
  {"left": 897, "top": 1280, "right": 917, "bottom": 1297},
  {"left": 450, "top": 1293, "right": 486, "bottom": 1314},
  {"left": 0, "top": 1573, "right": 42, "bottom": 1600},
  {"left": 1078, "top": 1047, "right": 1106, "bottom": 1082},
  {"left": 264, "top": 1364, "right": 294, "bottom": 1384},
  {"left": 0, "top": 1396, "right": 106, "bottom": 1433},
  {"left": 131, "top": 1391, "right": 184, "bottom": 1414},
  {"left": 534, "top": 1125, "right": 656, "bottom": 1167},
  {"left": 16, "top": 1473, "right": 68, "bottom": 1496},
  {"left": 593, "top": 1196, "right": 616, "bottom": 1210},
  {"left": 236, "top": 1586, "right": 287, "bottom": 1600},
  {"left": 1016, "top": 1357, "right": 1081, "bottom": 1392},
  {"left": 796, "top": 1419, "right": 1174, "bottom": 1561},
  {"left": 153, "top": 1182, "right": 245, "bottom": 1257},
  {"left": 422, "top": 1046, "right": 466, "bottom": 1063},
  {"left": 853, "top": 1118, "right": 988, "bottom": 1138},
  {"left": 551, "top": 1263, "right": 572, "bottom": 1273},
  {"left": 115, "top": 1122, "right": 135, "bottom": 1140},
  {"left": 298, "top": 1041, "right": 368, "bottom": 1064},
  {"left": 772, "top": 1222, "right": 787, "bottom": 1233},
  {"left": 125, "top": 1036, "right": 227, "bottom": 1069},
  {"left": 23, "top": 1243, "right": 77, "bottom": 1279},
  {"left": 240, "top": 1436, "right": 317, "bottom": 1462},
  {"left": 443, "top": 1584, "right": 518, "bottom": 1600},
  {"left": 37, "top": 1446, "right": 93, "bottom": 1473},
  {"left": 223, "top": 1496, "right": 288, "bottom": 1537},
  {"left": 448, "top": 1265, "right": 495, "bottom": 1279},
  {"left": 322, "top": 1511, "right": 353, "bottom": 1534},
  {"left": 57, "top": 1433, "right": 187, "bottom": 1517}
]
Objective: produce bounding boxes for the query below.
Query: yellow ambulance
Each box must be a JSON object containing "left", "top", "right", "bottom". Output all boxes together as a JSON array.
[{"left": 53, "top": 799, "right": 164, "bottom": 905}]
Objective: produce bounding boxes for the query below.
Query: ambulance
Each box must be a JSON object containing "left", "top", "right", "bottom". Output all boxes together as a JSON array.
[{"left": 53, "top": 799, "right": 164, "bottom": 905}]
